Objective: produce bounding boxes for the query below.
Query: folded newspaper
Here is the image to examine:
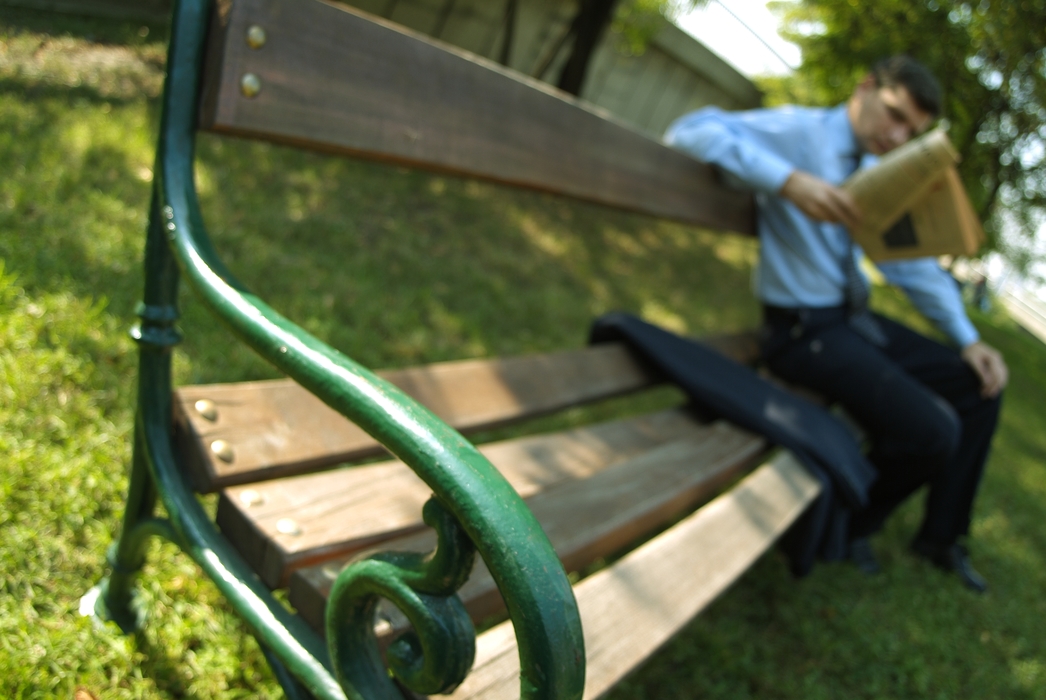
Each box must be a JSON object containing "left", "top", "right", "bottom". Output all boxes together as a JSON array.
[{"left": 842, "top": 128, "right": 984, "bottom": 261}]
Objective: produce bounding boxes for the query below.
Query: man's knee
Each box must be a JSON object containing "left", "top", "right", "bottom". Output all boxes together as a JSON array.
[
  {"left": 871, "top": 392, "right": 961, "bottom": 474},
  {"left": 922, "top": 395, "right": 962, "bottom": 465},
  {"left": 975, "top": 390, "right": 1003, "bottom": 427}
]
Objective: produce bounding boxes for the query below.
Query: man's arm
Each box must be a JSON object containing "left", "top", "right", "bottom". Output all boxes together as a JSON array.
[
  {"left": 665, "top": 107, "right": 796, "bottom": 194},
  {"left": 666, "top": 108, "right": 862, "bottom": 227},
  {"left": 879, "top": 258, "right": 1008, "bottom": 397}
]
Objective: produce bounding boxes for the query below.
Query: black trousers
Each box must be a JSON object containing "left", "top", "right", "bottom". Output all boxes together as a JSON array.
[{"left": 761, "top": 306, "right": 1002, "bottom": 547}]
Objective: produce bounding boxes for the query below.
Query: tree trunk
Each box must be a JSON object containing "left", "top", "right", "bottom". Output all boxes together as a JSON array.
[{"left": 556, "top": 0, "right": 620, "bottom": 96}]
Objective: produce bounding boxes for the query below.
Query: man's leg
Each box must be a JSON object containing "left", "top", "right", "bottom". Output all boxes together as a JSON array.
[
  {"left": 869, "top": 315, "right": 1002, "bottom": 556},
  {"left": 763, "top": 310, "right": 1001, "bottom": 588},
  {"left": 763, "top": 316, "right": 962, "bottom": 541},
  {"left": 918, "top": 394, "right": 999, "bottom": 544}
]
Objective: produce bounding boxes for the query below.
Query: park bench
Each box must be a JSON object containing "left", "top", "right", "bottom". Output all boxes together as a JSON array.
[{"left": 88, "top": 0, "right": 824, "bottom": 697}]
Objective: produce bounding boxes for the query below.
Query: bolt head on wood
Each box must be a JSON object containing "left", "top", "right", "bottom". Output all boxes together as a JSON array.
[
  {"left": 239, "top": 489, "right": 265, "bottom": 507},
  {"left": 246, "top": 25, "right": 267, "bottom": 49},
  {"left": 276, "top": 518, "right": 302, "bottom": 536},
  {"left": 194, "top": 399, "right": 218, "bottom": 421},
  {"left": 240, "top": 73, "right": 261, "bottom": 98},
  {"left": 210, "top": 439, "right": 235, "bottom": 463}
]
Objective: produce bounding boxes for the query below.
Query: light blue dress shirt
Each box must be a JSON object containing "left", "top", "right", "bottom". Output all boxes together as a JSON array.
[{"left": 665, "top": 104, "right": 979, "bottom": 348}]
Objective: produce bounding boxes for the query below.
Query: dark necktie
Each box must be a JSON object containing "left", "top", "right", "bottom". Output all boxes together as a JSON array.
[
  {"left": 841, "top": 152, "right": 888, "bottom": 347},
  {"left": 842, "top": 243, "right": 888, "bottom": 346}
]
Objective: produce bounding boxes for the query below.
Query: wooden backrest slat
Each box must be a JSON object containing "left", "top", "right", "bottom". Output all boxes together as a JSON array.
[{"left": 199, "top": 0, "right": 756, "bottom": 234}]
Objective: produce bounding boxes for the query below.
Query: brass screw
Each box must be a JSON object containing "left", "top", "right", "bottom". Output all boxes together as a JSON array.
[
  {"left": 210, "top": 439, "right": 235, "bottom": 463},
  {"left": 276, "top": 518, "right": 302, "bottom": 536},
  {"left": 194, "top": 399, "right": 218, "bottom": 422},
  {"left": 373, "top": 616, "right": 393, "bottom": 635},
  {"left": 239, "top": 489, "right": 265, "bottom": 508},
  {"left": 246, "top": 25, "right": 267, "bottom": 49},
  {"left": 240, "top": 73, "right": 261, "bottom": 98}
]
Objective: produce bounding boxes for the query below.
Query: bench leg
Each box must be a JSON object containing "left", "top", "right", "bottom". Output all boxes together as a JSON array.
[
  {"left": 83, "top": 421, "right": 177, "bottom": 633},
  {"left": 82, "top": 188, "right": 183, "bottom": 633}
]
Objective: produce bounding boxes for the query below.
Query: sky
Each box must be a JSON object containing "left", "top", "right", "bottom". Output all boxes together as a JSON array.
[{"left": 676, "top": 0, "right": 801, "bottom": 78}]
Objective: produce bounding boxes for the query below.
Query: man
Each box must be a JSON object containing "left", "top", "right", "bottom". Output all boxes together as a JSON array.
[{"left": 665, "top": 55, "right": 1007, "bottom": 592}]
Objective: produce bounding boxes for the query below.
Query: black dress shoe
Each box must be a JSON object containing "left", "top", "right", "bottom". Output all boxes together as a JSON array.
[
  {"left": 848, "top": 537, "right": 881, "bottom": 575},
  {"left": 911, "top": 540, "right": 988, "bottom": 593}
]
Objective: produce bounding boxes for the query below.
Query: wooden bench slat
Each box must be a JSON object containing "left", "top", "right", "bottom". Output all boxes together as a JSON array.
[
  {"left": 175, "top": 343, "right": 657, "bottom": 491},
  {"left": 177, "top": 334, "right": 759, "bottom": 493},
  {"left": 219, "top": 408, "right": 725, "bottom": 588},
  {"left": 289, "top": 420, "right": 766, "bottom": 634},
  {"left": 199, "top": 0, "right": 756, "bottom": 233},
  {"left": 443, "top": 450, "right": 820, "bottom": 700}
]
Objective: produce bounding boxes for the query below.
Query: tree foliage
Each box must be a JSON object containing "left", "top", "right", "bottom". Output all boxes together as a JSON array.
[
  {"left": 557, "top": 1, "right": 709, "bottom": 94},
  {"left": 763, "top": 0, "right": 1046, "bottom": 254},
  {"left": 610, "top": 0, "right": 705, "bottom": 55}
]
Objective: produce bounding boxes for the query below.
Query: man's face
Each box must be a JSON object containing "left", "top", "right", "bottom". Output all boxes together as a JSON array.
[{"left": 849, "top": 77, "right": 935, "bottom": 155}]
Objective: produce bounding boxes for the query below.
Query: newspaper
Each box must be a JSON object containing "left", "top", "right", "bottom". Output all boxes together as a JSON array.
[{"left": 842, "top": 128, "right": 984, "bottom": 260}]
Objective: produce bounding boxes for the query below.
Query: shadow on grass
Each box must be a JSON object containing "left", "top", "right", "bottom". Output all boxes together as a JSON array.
[
  {"left": 130, "top": 613, "right": 279, "bottom": 697},
  {"left": 133, "top": 631, "right": 195, "bottom": 698}
]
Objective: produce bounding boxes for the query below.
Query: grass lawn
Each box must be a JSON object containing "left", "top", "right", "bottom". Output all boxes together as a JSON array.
[{"left": 2, "top": 6, "right": 1045, "bottom": 698}]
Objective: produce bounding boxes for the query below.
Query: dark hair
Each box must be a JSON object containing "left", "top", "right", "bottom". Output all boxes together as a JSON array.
[{"left": 871, "top": 55, "right": 942, "bottom": 117}]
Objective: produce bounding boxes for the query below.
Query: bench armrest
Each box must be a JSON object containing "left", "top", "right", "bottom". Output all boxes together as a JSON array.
[{"left": 141, "top": 1, "right": 584, "bottom": 698}]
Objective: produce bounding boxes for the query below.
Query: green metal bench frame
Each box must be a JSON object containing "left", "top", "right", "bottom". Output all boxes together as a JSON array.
[{"left": 85, "top": 1, "right": 584, "bottom": 697}]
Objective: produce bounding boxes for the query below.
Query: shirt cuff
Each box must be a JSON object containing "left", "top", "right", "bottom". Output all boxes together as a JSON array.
[
  {"left": 760, "top": 159, "right": 796, "bottom": 196},
  {"left": 948, "top": 318, "right": 980, "bottom": 349}
]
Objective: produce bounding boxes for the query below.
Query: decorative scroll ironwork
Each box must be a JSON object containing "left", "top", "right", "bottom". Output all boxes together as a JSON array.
[{"left": 327, "top": 498, "right": 477, "bottom": 698}]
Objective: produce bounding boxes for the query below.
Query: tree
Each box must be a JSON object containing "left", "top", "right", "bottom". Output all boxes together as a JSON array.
[
  {"left": 557, "top": 0, "right": 622, "bottom": 95},
  {"left": 765, "top": 0, "right": 1046, "bottom": 256},
  {"left": 554, "top": 1, "right": 707, "bottom": 95}
]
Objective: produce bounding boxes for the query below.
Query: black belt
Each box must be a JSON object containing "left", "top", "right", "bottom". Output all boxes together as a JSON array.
[
  {"left": 763, "top": 303, "right": 888, "bottom": 347},
  {"left": 763, "top": 304, "right": 848, "bottom": 332}
]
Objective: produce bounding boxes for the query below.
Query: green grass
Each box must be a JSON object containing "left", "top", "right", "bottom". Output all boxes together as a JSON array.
[{"left": 2, "top": 7, "right": 1045, "bottom": 698}]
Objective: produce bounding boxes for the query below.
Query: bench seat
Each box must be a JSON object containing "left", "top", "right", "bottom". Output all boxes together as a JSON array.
[
  {"left": 218, "top": 409, "right": 750, "bottom": 588},
  {"left": 286, "top": 417, "right": 766, "bottom": 633},
  {"left": 177, "top": 336, "right": 759, "bottom": 587},
  {"left": 448, "top": 450, "right": 819, "bottom": 700},
  {"left": 170, "top": 332, "right": 819, "bottom": 698},
  {"left": 173, "top": 343, "right": 657, "bottom": 491},
  {"left": 185, "top": 337, "right": 819, "bottom": 697}
]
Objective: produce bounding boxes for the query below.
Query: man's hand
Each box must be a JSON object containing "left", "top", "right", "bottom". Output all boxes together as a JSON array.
[
  {"left": 780, "top": 170, "right": 863, "bottom": 230},
  {"left": 960, "top": 340, "right": 1009, "bottom": 398}
]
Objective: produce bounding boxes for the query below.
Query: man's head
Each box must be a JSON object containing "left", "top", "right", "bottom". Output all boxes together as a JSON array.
[{"left": 848, "top": 55, "right": 942, "bottom": 155}]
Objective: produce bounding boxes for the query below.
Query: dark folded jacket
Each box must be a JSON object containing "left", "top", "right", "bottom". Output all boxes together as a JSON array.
[{"left": 589, "top": 312, "right": 876, "bottom": 576}]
